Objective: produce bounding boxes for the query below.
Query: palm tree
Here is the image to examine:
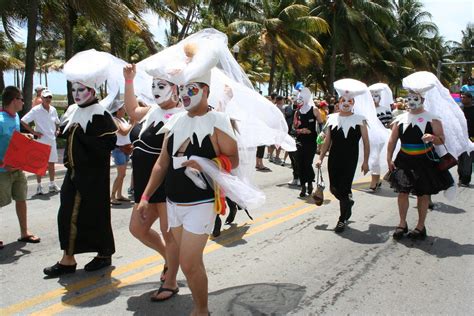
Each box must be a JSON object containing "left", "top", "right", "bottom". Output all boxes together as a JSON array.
[
  {"left": 0, "top": 32, "right": 25, "bottom": 93},
  {"left": 229, "top": 0, "right": 329, "bottom": 94}
]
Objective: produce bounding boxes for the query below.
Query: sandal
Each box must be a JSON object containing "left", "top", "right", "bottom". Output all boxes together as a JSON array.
[
  {"left": 369, "top": 182, "right": 382, "bottom": 192},
  {"left": 150, "top": 286, "right": 179, "bottom": 302},
  {"left": 407, "top": 227, "right": 427, "bottom": 240},
  {"left": 256, "top": 166, "right": 271, "bottom": 172},
  {"left": 160, "top": 265, "right": 168, "bottom": 283},
  {"left": 110, "top": 199, "right": 122, "bottom": 205},
  {"left": 392, "top": 225, "right": 408, "bottom": 240},
  {"left": 117, "top": 197, "right": 131, "bottom": 202},
  {"left": 17, "top": 235, "right": 41, "bottom": 243}
]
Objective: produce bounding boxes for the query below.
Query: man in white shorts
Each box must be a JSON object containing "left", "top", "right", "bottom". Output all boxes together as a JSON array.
[{"left": 21, "top": 89, "right": 61, "bottom": 194}]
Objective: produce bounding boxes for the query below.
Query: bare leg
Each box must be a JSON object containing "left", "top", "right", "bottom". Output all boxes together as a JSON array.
[
  {"left": 179, "top": 230, "right": 209, "bottom": 316},
  {"left": 48, "top": 163, "right": 55, "bottom": 182},
  {"left": 129, "top": 203, "right": 167, "bottom": 257},
  {"left": 112, "top": 165, "right": 127, "bottom": 199},
  {"left": 416, "top": 195, "right": 429, "bottom": 230},
  {"left": 397, "top": 193, "right": 409, "bottom": 228},
  {"left": 370, "top": 174, "right": 380, "bottom": 189},
  {"left": 59, "top": 251, "right": 77, "bottom": 265}
]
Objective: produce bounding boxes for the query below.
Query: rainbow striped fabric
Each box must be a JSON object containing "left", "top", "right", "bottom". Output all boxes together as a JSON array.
[{"left": 400, "top": 143, "right": 432, "bottom": 155}]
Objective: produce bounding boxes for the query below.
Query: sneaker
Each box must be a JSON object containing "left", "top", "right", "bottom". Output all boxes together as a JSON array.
[
  {"left": 49, "top": 183, "right": 61, "bottom": 193},
  {"left": 459, "top": 182, "right": 470, "bottom": 188},
  {"left": 287, "top": 179, "right": 298, "bottom": 186},
  {"left": 36, "top": 185, "right": 45, "bottom": 195},
  {"left": 334, "top": 221, "right": 345, "bottom": 233}
]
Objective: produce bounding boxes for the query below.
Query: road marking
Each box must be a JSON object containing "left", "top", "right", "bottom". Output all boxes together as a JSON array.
[{"left": 5, "top": 176, "right": 371, "bottom": 315}]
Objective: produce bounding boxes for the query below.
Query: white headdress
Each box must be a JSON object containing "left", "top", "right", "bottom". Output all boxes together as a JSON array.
[
  {"left": 334, "top": 78, "right": 390, "bottom": 171},
  {"left": 368, "top": 83, "right": 394, "bottom": 109},
  {"left": 63, "top": 49, "right": 126, "bottom": 110},
  {"left": 403, "top": 71, "right": 474, "bottom": 157}
]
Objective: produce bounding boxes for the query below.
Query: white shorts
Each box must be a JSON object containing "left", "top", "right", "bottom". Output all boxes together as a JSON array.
[
  {"left": 37, "top": 138, "right": 58, "bottom": 163},
  {"left": 166, "top": 198, "right": 216, "bottom": 235}
]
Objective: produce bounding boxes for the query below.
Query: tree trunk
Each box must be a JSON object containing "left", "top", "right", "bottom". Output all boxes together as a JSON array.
[
  {"left": 22, "top": 0, "right": 39, "bottom": 115},
  {"left": 0, "top": 69, "right": 5, "bottom": 94},
  {"left": 329, "top": 9, "right": 336, "bottom": 97},
  {"left": 64, "top": 5, "right": 77, "bottom": 106},
  {"left": 138, "top": 30, "right": 158, "bottom": 55},
  {"left": 45, "top": 69, "right": 48, "bottom": 87},
  {"left": 268, "top": 48, "right": 276, "bottom": 95}
]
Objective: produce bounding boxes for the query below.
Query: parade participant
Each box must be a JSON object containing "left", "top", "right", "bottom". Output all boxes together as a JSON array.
[
  {"left": 294, "top": 87, "right": 322, "bottom": 197},
  {"left": 44, "top": 50, "right": 120, "bottom": 277},
  {"left": 316, "top": 80, "right": 370, "bottom": 233},
  {"left": 20, "top": 89, "right": 61, "bottom": 195},
  {"left": 458, "top": 92, "right": 473, "bottom": 187},
  {"left": 387, "top": 71, "right": 470, "bottom": 240},
  {"left": 1, "top": 86, "right": 41, "bottom": 246},
  {"left": 123, "top": 60, "right": 181, "bottom": 301},
  {"left": 368, "top": 83, "right": 394, "bottom": 192},
  {"left": 108, "top": 100, "right": 133, "bottom": 205}
]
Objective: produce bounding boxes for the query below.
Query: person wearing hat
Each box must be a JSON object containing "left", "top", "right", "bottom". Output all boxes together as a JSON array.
[
  {"left": 387, "top": 73, "right": 456, "bottom": 241},
  {"left": 137, "top": 40, "right": 239, "bottom": 314},
  {"left": 32, "top": 85, "right": 45, "bottom": 107},
  {"left": 108, "top": 99, "right": 134, "bottom": 205},
  {"left": 315, "top": 79, "right": 370, "bottom": 233},
  {"left": 44, "top": 50, "right": 119, "bottom": 277},
  {"left": 21, "top": 89, "right": 61, "bottom": 195},
  {"left": 122, "top": 62, "right": 182, "bottom": 301}
]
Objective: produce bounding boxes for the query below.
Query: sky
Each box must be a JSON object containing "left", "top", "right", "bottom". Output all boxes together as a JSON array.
[{"left": 3, "top": 0, "right": 473, "bottom": 95}]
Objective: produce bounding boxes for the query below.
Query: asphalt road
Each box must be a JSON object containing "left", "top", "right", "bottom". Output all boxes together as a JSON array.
[{"left": 0, "top": 160, "right": 473, "bottom": 315}]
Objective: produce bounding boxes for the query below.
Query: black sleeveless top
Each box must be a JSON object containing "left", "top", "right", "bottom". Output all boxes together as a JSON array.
[
  {"left": 296, "top": 109, "right": 317, "bottom": 143},
  {"left": 165, "top": 133, "right": 217, "bottom": 203}
]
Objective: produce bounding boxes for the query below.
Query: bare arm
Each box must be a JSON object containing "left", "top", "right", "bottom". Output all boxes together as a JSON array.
[
  {"left": 114, "top": 118, "right": 134, "bottom": 136},
  {"left": 123, "top": 64, "right": 149, "bottom": 122},
  {"left": 315, "top": 128, "right": 331, "bottom": 168},
  {"left": 387, "top": 123, "right": 399, "bottom": 171},
  {"left": 360, "top": 122, "right": 370, "bottom": 175},
  {"left": 20, "top": 120, "right": 42, "bottom": 138},
  {"left": 215, "top": 128, "right": 239, "bottom": 168},
  {"left": 421, "top": 119, "right": 445, "bottom": 145}
]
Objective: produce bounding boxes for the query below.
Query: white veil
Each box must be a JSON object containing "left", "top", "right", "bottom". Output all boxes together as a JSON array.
[{"left": 368, "top": 83, "right": 394, "bottom": 109}]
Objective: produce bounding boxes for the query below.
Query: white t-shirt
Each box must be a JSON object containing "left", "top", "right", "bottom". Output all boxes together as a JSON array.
[{"left": 21, "top": 104, "right": 60, "bottom": 142}]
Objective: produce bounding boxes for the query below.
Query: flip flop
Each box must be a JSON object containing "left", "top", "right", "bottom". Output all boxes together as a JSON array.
[
  {"left": 110, "top": 200, "right": 122, "bottom": 205},
  {"left": 17, "top": 235, "right": 41, "bottom": 243},
  {"left": 150, "top": 286, "right": 179, "bottom": 302},
  {"left": 256, "top": 166, "right": 271, "bottom": 172},
  {"left": 116, "top": 197, "right": 131, "bottom": 202}
]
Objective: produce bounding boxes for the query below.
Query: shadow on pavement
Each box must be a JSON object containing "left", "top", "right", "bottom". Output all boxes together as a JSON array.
[
  {"left": 28, "top": 191, "right": 59, "bottom": 201},
  {"left": 314, "top": 223, "right": 393, "bottom": 244},
  {"left": 126, "top": 282, "right": 306, "bottom": 315},
  {"left": 0, "top": 242, "right": 32, "bottom": 264},
  {"left": 213, "top": 225, "right": 250, "bottom": 248},
  {"left": 430, "top": 202, "right": 466, "bottom": 214},
  {"left": 397, "top": 236, "right": 474, "bottom": 258}
]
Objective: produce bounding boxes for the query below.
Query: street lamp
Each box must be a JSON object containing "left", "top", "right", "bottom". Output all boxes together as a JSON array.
[{"left": 232, "top": 44, "right": 240, "bottom": 60}]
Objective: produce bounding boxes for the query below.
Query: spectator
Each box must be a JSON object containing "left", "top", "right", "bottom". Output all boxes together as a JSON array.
[
  {"left": 458, "top": 92, "right": 473, "bottom": 187},
  {"left": 1, "top": 86, "right": 41, "bottom": 246},
  {"left": 32, "top": 85, "right": 45, "bottom": 107},
  {"left": 461, "top": 77, "right": 474, "bottom": 94},
  {"left": 20, "top": 89, "right": 61, "bottom": 195}
]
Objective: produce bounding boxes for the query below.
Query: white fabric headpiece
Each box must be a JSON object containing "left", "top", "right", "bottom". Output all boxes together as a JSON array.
[
  {"left": 63, "top": 49, "right": 127, "bottom": 110},
  {"left": 334, "top": 78, "right": 367, "bottom": 100},
  {"left": 368, "top": 83, "right": 394, "bottom": 108}
]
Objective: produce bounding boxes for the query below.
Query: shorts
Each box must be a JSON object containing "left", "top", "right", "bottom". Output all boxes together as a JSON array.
[
  {"left": 166, "top": 198, "right": 216, "bottom": 235},
  {"left": 112, "top": 148, "right": 130, "bottom": 166},
  {"left": 0, "top": 170, "right": 28, "bottom": 207},
  {"left": 37, "top": 138, "right": 58, "bottom": 163}
]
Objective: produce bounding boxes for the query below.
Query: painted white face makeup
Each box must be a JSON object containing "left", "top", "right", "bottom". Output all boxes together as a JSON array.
[
  {"left": 72, "top": 82, "right": 93, "bottom": 105},
  {"left": 152, "top": 79, "right": 173, "bottom": 105},
  {"left": 295, "top": 96, "right": 304, "bottom": 107},
  {"left": 406, "top": 93, "right": 423, "bottom": 110},
  {"left": 339, "top": 98, "right": 354, "bottom": 112},
  {"left": 371, "top": 93, "right": 381, "bottom": 104},
  {"left": 179, "top": 83, "right": 203, "bottom": 111}
]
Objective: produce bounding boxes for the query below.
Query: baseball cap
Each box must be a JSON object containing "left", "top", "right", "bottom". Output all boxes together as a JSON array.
[
  {"left": 41, "top": 89, "right": 53, "bottom": 98},
  {"left": 35, "top": 84, "right": 45, "bottom": 92}
]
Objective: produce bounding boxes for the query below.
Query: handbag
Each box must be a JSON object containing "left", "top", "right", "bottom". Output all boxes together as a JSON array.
[
  {"left": 311, "top": 167, "right": 325, "bottom": 206},
  {"left": 118, "top": 144, "right": 133, "bottom": 155},
  {"left": 425, "top": 142, "right": 457, "bottom": 171}
]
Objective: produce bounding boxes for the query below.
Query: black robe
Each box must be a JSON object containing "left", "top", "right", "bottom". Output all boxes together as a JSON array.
[{"left": 58, "top": 101, "right": 117, "bottom": 256}]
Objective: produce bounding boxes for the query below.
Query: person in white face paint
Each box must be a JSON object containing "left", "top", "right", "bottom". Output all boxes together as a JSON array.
[
  {"left": 387, "top": 89, "right": 454, "bottom": 241},
  {"left": 137, "top": 42, "right": 239, "bottom": 314},
  {"left": 315, "top": 92, "right": 370, "bottom": 233},
  {"left": 122, "top": 63, "right": 182, "bottom": 301}
]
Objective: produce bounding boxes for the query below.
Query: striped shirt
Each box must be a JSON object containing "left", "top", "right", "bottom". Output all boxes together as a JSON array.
[{"left": 376, "top": 107, "right": 393, "bottom": 128}]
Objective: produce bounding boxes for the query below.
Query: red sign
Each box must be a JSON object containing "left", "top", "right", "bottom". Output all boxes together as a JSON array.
[{"left": 3, "top": 131, "right": 51, "bottom": 176}]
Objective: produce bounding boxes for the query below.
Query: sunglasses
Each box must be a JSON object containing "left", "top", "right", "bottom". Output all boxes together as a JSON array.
[{"left": 43, "top": 96, "right": 52, "bottom": 99}]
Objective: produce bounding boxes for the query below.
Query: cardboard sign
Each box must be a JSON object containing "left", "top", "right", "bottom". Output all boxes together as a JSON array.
[{"left": 3, "top": 131, "right": 51, "bottom": 176}]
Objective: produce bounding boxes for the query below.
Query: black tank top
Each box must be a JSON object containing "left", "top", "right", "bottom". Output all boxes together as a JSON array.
[
  {"left": 296, "top": 109, "right": 317, "bottom": 143},
  {"left": 165, "top": 133, "right": 217, "bottom": 203}
]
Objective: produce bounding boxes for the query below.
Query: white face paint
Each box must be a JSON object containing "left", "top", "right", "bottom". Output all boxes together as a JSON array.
[
  {"left": 152, "top": 79, "right": 173, "bottom": 105},
  {"left": 371, "top": 92, "right": 381, "bottom": 105},
  {"left": 295, "top": 96, "right": 304, "bottom": 107},
  {"left": 72, "top": 82, "right": 93, "bottom": 105},
  {"left": 339, "top": 97, "right": 354, "bottom": 112},
  {"left": 406, "top": 93, "right": 423, "bottom": 110},
  {"left": 179, "top": 83, "right": 203, "bottom": 111}
]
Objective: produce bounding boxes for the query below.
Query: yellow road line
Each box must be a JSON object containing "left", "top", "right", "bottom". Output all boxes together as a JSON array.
[
  {"left": 32, "top": 203, "right": 322, "bottom": 315},
  {"left": 1, "top": 201, "right": 306, "bottom": 315}
]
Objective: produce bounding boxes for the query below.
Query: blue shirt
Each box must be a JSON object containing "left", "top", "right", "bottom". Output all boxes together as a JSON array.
[
  {"left": 0, "top": 111, "right": 20, "bottom": 172},
  {"left": 461, "top": 84, "right": 474, "bottom": 94}
]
